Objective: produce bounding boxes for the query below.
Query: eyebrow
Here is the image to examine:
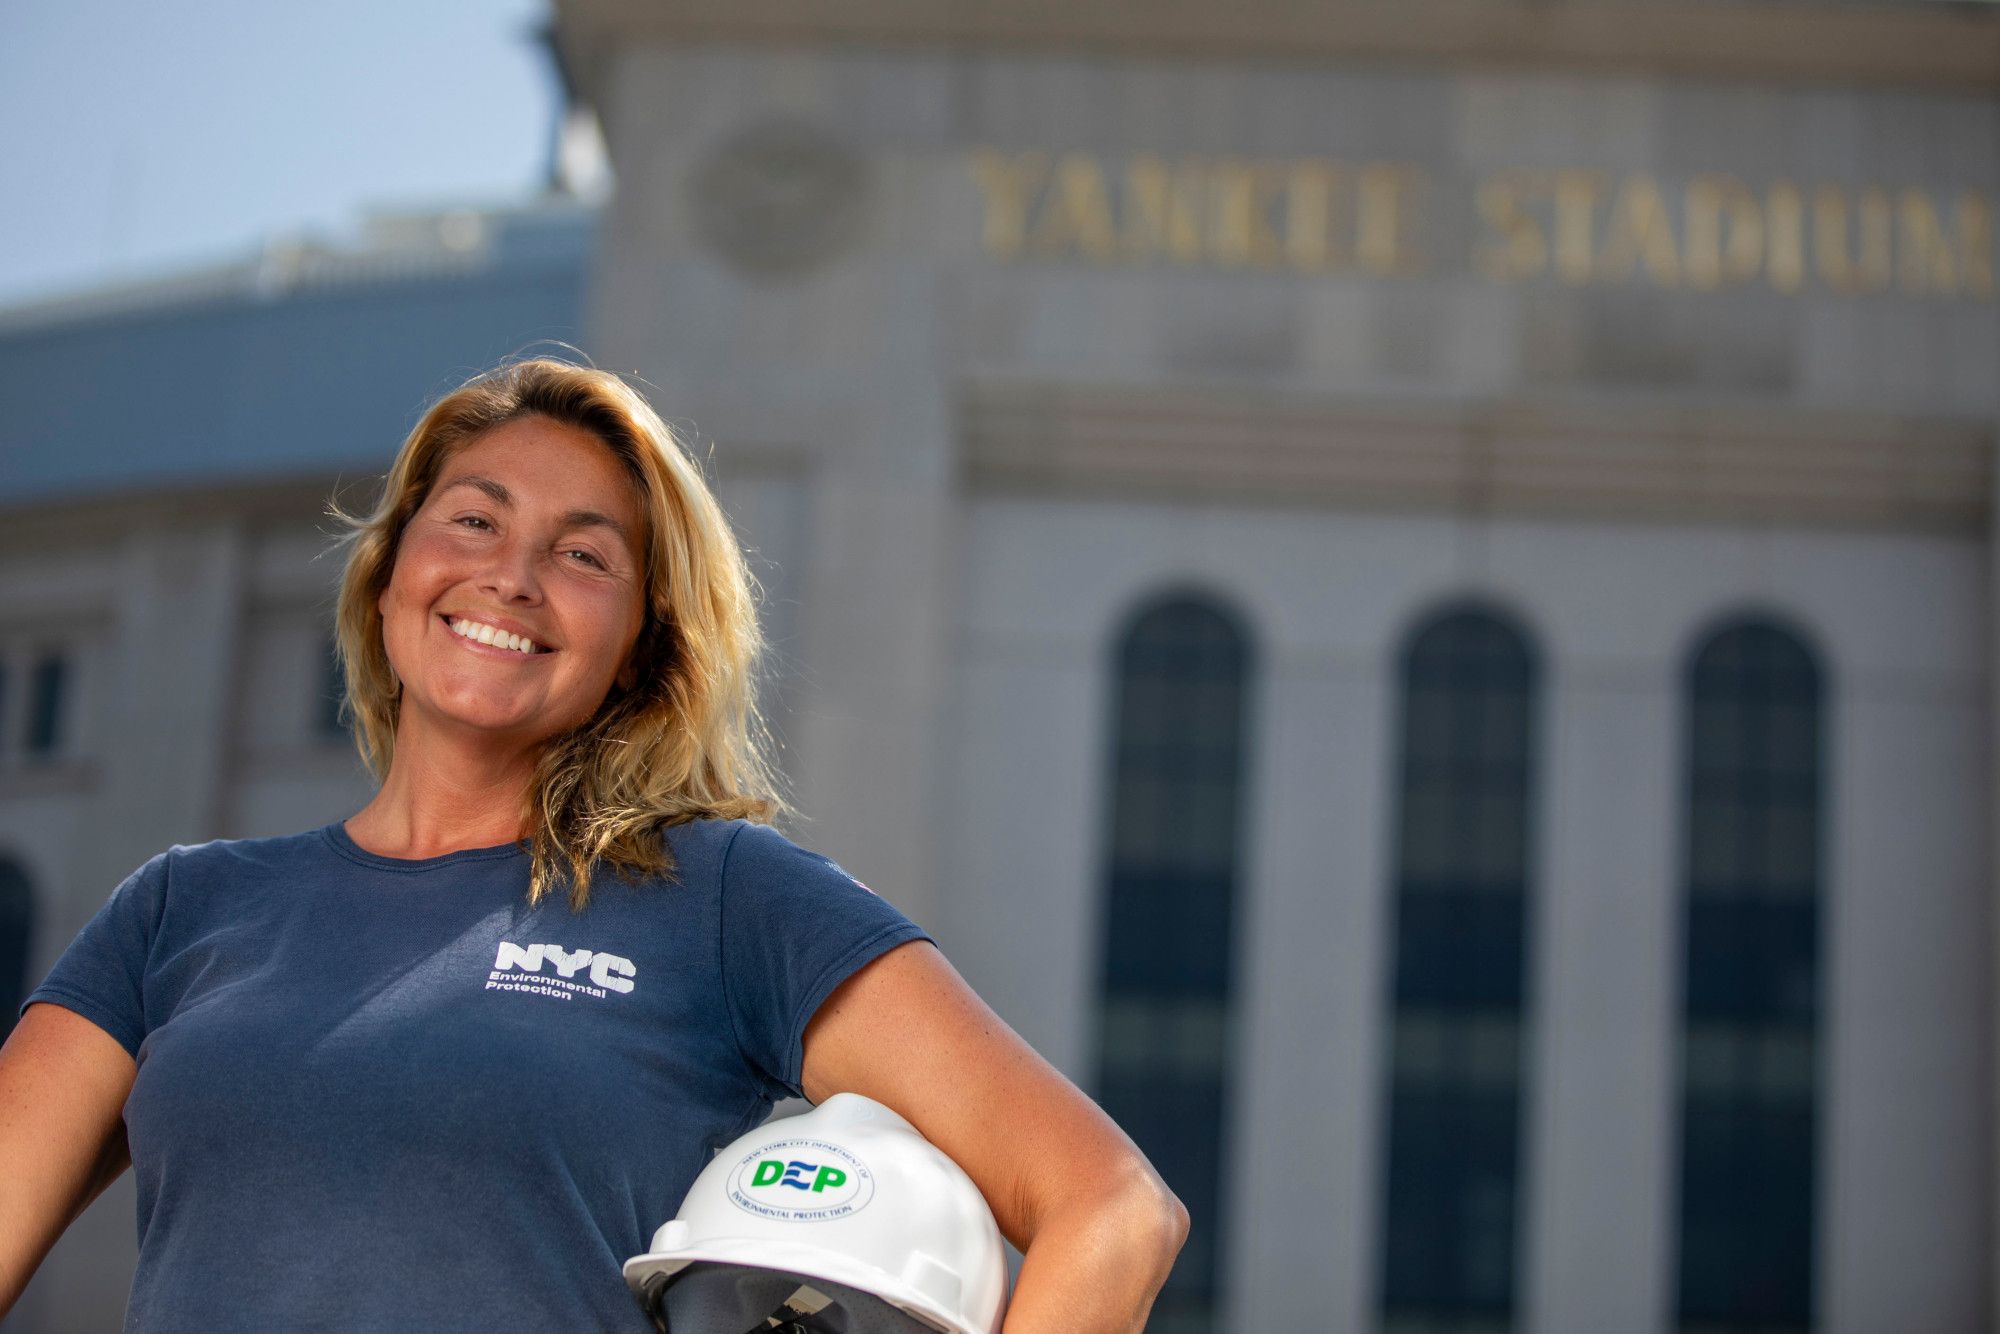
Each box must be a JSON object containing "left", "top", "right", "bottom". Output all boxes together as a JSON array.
[{"left": 436, "top": 474, "right": 632, "bottom": 542}]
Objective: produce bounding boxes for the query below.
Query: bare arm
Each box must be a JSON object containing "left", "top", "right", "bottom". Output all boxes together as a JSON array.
[
  {"left": 801, "top": 941, "right": 1189, "bottom": 1334},
  {"left": 0, "top": 1002, "right": 137, "bottom": 1318}
]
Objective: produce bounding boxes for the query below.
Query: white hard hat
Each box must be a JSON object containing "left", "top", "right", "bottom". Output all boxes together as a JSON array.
[{"left": 624, "top": 1092, "right": 1008, "bottom": 1333}]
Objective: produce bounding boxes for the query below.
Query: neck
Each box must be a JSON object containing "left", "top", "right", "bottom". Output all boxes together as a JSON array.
[{"left": 345, "top": 719, "right": 542, "bottom": 858}]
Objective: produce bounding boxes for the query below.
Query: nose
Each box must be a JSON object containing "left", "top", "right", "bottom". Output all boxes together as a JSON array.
[{"left": 479, "top": 531, "right": 544, "bottom": 605}]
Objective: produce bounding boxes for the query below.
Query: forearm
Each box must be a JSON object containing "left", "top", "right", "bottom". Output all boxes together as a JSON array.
[
  {"left": 0, "top": 1008, "right": 136, "bottom": 1318},
  {"left": 1000, "top": 1181, "right": 1189, "bottom": 1334},
  {"left": 0, "top": 1135, "right": 123, "bottom": 1319}
]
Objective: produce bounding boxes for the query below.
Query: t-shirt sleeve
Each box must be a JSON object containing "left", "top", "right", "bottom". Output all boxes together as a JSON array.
[
  {"left": 20, "top": 852, "right": 170, "bottom": 1060},
  {"left": 719, "top": 820, "right": 933, "bottom": 1101}
]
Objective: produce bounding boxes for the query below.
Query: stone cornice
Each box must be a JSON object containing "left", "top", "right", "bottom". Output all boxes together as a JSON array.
[
  {"left": 0, "top": 476, "right": 364, "bottom": 547},
  {"left": 557, "top": 0, "right": 2000, "bottom": 93},
  {"left": 960, "top": 381, "right": 1993, "bottom": 531}
]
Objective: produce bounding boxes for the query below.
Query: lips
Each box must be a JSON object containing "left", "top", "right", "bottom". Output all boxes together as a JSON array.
[{"left": 440, "top": 614, "right": 551, "bottom": 655}]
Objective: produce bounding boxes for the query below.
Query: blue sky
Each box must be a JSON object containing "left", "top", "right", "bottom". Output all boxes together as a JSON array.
[{"left": 0, "top": 0, "right": 558, "bottom": 307}]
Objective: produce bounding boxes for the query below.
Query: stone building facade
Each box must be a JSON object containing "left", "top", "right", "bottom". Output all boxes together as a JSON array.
[
  {"left": 4, "top": 1, "right": 1996, "bottom": 1329},
  {"left": 553, "top": 3, "right": 1995, "bottom": 1330}
]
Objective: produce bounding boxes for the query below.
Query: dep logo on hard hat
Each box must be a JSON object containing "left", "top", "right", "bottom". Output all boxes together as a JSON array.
[{"left": 727, "top": 1136, "right": 875, "bottom": 1222}]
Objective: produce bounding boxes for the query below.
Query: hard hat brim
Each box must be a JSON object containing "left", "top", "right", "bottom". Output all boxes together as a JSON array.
[{"left": 622, "top": 1235, "right": 969, "bottom": 1334}]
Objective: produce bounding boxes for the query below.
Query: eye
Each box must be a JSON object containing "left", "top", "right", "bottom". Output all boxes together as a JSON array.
[
  {"left": 564, "top": 548, "right": 606, "bottom": 570},
  {"left": 454, "top": 514, "right": 494, "bottom": 531}
]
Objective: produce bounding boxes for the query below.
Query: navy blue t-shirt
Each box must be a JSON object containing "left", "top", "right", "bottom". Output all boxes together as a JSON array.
[{"left": 20, "top": 816, "right": 932, "bottom": 1333}]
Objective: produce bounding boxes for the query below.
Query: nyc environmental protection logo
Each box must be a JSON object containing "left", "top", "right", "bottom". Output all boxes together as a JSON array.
[{"left": 727, "top": 1137, "right": 875, "bottom": 1222}]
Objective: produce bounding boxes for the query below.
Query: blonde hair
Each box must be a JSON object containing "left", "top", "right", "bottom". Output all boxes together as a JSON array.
[{"left": 329, "top": 356, "right": 792, "bottom": 908}]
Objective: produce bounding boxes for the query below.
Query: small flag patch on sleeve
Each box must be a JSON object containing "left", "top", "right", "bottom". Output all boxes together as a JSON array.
[{"left": 820, "top": 855, "right": 875, "bottom": 895}]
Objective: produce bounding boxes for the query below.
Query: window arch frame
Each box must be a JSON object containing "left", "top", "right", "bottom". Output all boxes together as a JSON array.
[
  {"left": 1668, "top": 609, "right": 1828, "bottom": 1334},
  {"left": 1090, "top": 582, "right": 1258, "bottom": 1334},
  {"left": 1374, "top": 595, "right": 1545, "bottom": 1334}
]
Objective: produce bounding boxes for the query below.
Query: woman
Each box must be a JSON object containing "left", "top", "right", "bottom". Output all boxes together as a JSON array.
[{"left": 0, "top": 358, "right": 1187, "bottom": 1331}]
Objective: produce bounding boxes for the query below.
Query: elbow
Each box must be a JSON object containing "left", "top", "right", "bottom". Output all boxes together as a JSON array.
[
  {"left": 1053, "top": 1165, "right": 1188, "bottom": 1272},
  {"left": 1020, "top": 1154, "right": 1188, "bottom": 1276},
  {"left": 1158, "top": 1184, "right": 1191, "bottom": 1259},
  {"left": 1125, "top": 1171, "right": 1189, "bottom": 1274},
  {"left": 1167, "top": 1189, "right": 1191, "bottom": 1250}
]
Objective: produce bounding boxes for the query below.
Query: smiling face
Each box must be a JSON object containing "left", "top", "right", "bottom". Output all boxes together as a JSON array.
[{"left": 376, "top": 414, "right": 649, "bottom": 755}]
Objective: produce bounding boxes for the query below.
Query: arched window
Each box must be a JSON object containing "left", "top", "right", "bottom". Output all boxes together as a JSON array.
[
  {"left": 1094, "top": 592, "right": 1252, "bottom": 1334},
  {"left": 1378, "top": 605, "right": 1539, "bottom": 1334},
  {"left": 1673, "top": 620, "right": 1822, "bottom": 1333},
  {"left": 0, "top": 856, "right": 35, "bottom": 1043}
]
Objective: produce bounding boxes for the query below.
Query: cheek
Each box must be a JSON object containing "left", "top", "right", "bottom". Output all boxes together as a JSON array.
[
  {"left": 378, "top": 563, "right": 418, "bottom": 630},
  {"left": 384, "top": 533, "right": 453, "bottom": 609},
  {"left": 377, "top": 540, "right": 454, "bottom": 662},
  {"left": 615, "top": 594, "right": 650, "bottom": 664},
  {"left": 568, "top": 594, "right": 647, "bottom": 690}
]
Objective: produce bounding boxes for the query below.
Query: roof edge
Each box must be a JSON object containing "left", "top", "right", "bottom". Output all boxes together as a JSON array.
[{"left": 556, "top": 0, "right": 2000, "bottom": 94}]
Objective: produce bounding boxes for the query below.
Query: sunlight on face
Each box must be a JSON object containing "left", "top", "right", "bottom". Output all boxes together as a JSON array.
[{"left": 377, "top": 415, "right": 648, "bottom": 754}]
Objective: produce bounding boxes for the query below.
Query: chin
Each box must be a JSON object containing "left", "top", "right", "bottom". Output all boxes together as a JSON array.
[{"left": 419, "top": 690, "right": 549, "bottom": 737}]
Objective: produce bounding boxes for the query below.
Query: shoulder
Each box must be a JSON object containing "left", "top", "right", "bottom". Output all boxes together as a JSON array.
[
  {"left": 657, "top": 814, "right": 747, "bottom": 862},
  {"left": 644, "top": 817, "right": 879, "bottom": 902},
  {"left": 156, "top": 825, "right": 337, "bottom": 880},
  {"left": 658, "top": 817, "right": 838, "bottom": 874},
  {"left": 115, "top": 827, "right": 344, "bottom": 909},
  {"left": 90, "top": 826, "right": 331, "bottom": 930},
  {"left": 711, "top": 819, "right": 882, "bottom": 901}
]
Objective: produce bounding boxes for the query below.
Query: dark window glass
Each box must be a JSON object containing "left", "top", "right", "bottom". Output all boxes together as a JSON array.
[
  {"left": 1674, "top": 621, "right": 1822, "bottom": 1333},
  {"left": 318, "top": 634, "right": 348, "bottom": 740},
  {"left": 0, "top": 660, "right": 9, "bottom": 752},
  {"left": 26, "top": 655, "right": 66, "bottom": 756},
  {"left": 1094, "top": 594, "right": 1251, "bottom": 1334},
  {"left": 1379, "top": 607, "right": 1538, "bottom": 1333},
  {"left": 0, "top": 857, "right": 33, "bottom": 1043}
]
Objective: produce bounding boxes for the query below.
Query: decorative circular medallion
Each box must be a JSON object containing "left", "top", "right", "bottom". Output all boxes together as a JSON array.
[{"left": 688, "top": 119, "right": 872, "bottom": 279}]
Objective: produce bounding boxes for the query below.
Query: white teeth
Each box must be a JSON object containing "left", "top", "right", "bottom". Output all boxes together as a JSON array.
[{"left": 448, "top": 618, "right": 541, "bottom": 654}]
